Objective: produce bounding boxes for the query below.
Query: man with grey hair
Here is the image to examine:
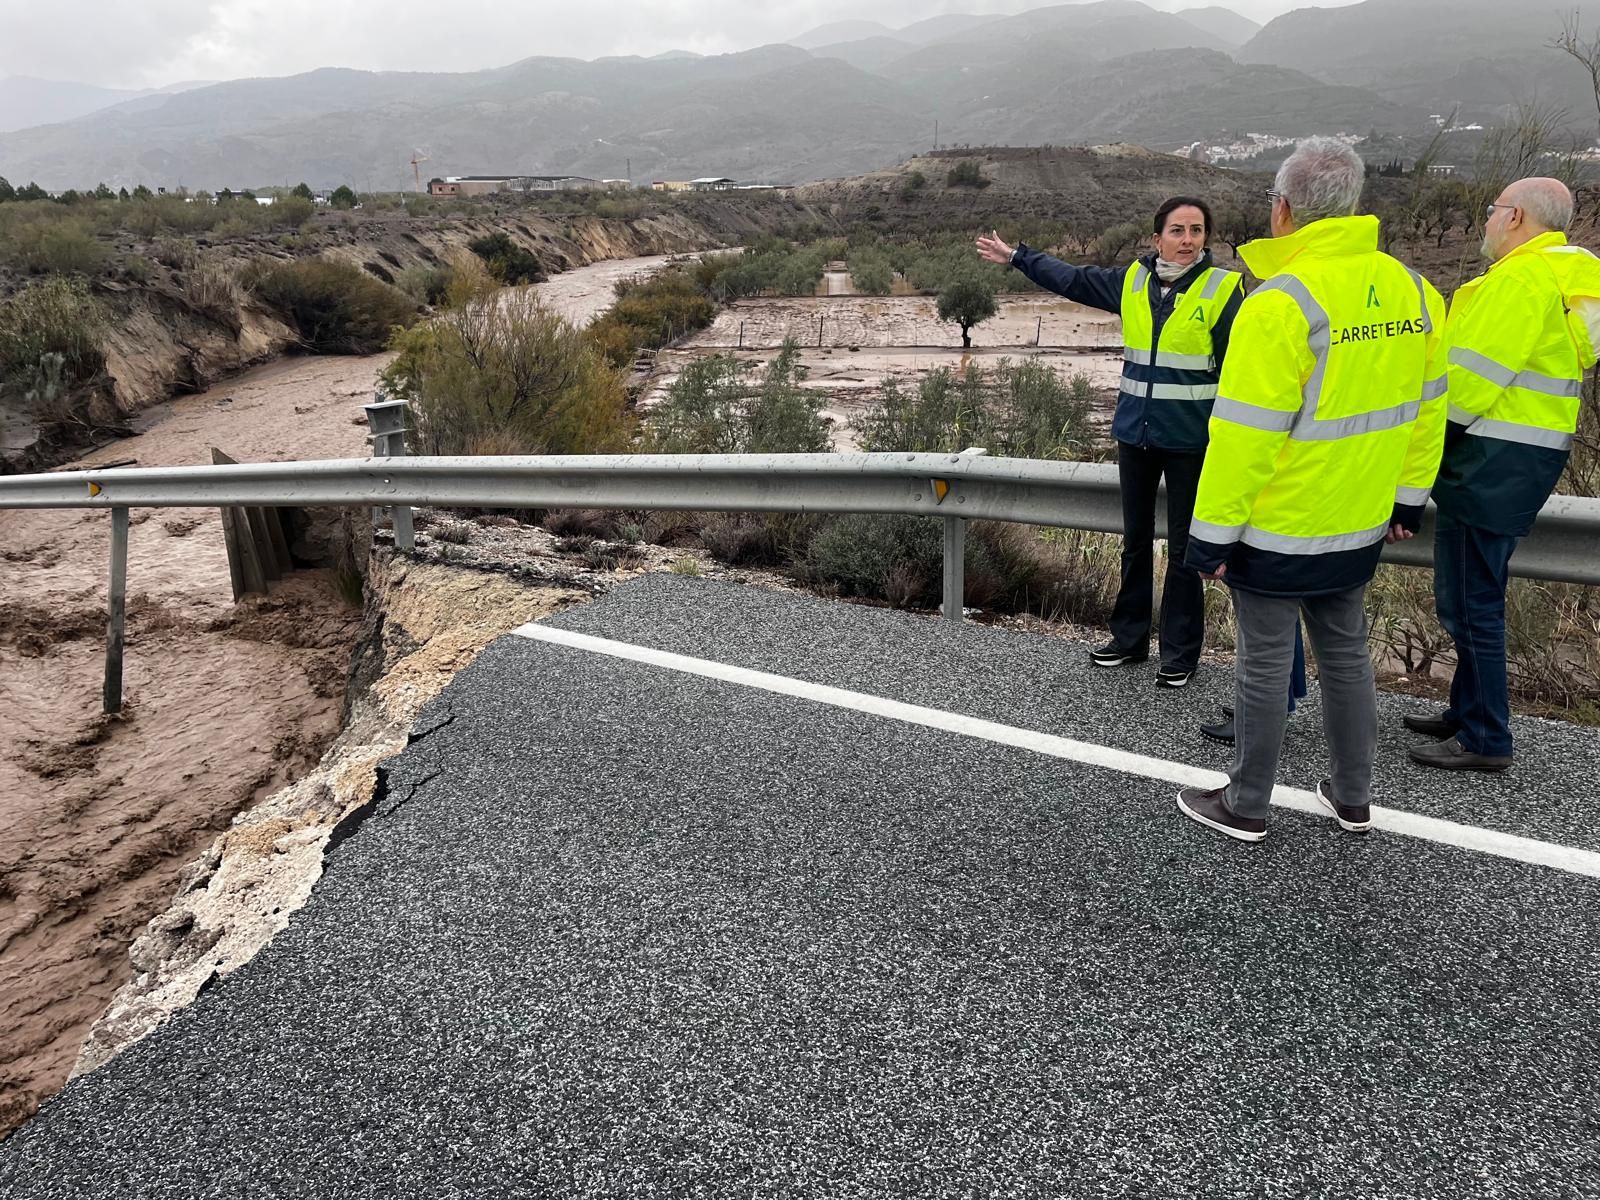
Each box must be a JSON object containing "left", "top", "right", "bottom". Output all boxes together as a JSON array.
[
  {"left": 1178, "top": 136, "right": 1447, "bottom": 842},
  {"left": 1407, "top": 177, "right": 1600, "bottom": 771}
]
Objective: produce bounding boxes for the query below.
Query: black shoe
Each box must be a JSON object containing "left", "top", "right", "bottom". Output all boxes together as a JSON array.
[
  {"left": 1089, "top": 643, "right": 1148, "bottom": 668},
  {"left": 1200, "top": 713, "right": 1235, "bottom": 744},
  {"left": 1155, "top": 667, "right": 1194, "bottom": 689},
  {"left": 1402, "top": 712, "right": 1457, "bottom": 739},
  {"left": 1409, "top": 736, "right": 1512, "bottom": 773},
  {"left": 1176, "top": 786, "right": 1267, "bottom": 843},
  {"left": 1314, "top": 777, "right": 1371, "bottom": 833}
]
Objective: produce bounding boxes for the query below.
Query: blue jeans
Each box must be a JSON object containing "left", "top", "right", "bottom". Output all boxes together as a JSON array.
[
  {"left": 1433, "top": 512, "right": 1518, "bottom": 756},
  {"left": 1289, "top": 623, "right": 1308, "bottom": 713}
]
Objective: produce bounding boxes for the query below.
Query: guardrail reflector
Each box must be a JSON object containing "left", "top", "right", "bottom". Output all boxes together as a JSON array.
[
  {"left": 88, "top": 483, "right": 102, "bottom": 497},
  {"left": 932, "top": 479, "right": 949, "bottom": 503}
]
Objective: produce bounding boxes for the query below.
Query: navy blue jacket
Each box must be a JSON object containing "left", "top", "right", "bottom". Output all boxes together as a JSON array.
[{"left": 1011, "top": 245, "right": 1243, "bottom": 452}]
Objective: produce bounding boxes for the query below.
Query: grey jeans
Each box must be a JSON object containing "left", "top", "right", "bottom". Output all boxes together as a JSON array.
[{"left": 1226, "top": 585, "right": 1377, "bottom": 821}]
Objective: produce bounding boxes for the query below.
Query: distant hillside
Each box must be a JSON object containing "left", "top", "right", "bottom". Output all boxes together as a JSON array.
[
  {"left": 1175, "top": 6, "right": 1261, "bottom": 49},
  {"left": 0, "top": 1, "right": 1439, "bottom": 192},
  {"left": 0, "top": 76, "right": 211, "bottom": 134},
  {"left": 795, "top": 144, "right": 1267, "bottom": 233},
  {"left": 1240, "top": 0, "right": 1600, "bottom": 123},
  {"left": 990, "top": 49, "right": 1425, "bottom": 150},
  {"left": 787, "top": 20, "right": 894, "bottom": 50}
]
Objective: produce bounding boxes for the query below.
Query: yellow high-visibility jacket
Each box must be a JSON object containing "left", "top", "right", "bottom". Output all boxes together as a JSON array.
[
  {"left": 1187, "top": 215, "right": 1447, "bottom": 595},
  {"left": 1433, "top": 230, "right": 1600, "bottom": 536}
]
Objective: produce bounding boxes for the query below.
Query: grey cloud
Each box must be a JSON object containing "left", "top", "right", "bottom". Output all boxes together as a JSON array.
[{"left": 0, "top": 0, "right": 1340, "bottom": 89}]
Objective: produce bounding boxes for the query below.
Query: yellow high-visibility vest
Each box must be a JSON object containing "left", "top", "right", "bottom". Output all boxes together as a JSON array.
[{"left": 1190, "top": 215, "right": 1447, "bottom": 591}]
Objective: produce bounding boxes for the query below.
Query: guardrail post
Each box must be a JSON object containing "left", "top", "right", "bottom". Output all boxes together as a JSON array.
[
  {"left": 364, "top": 393, "right": 414, "bottom": 552},
  {"left": 940, "top": 447, "right": 988, "bottom": 622},
  {"left": 104, "top": 505, "right": 128, "bottom": 714}
]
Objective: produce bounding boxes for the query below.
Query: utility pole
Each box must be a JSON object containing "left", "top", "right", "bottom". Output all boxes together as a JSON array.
[
  {"left": 934, "top": 120, "right": 939, "bottom": 152},
  {"left": 626, "top": 157, "right": 632, "bottom": 184}
]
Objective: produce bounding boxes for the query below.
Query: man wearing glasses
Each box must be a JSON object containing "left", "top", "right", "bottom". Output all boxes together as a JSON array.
[
  {"left": 1406, "top": 178, "right": 1600, "bottom": 771},
  {"left": 1177, "top": 137, "right": 1447, "bottom": 843}
]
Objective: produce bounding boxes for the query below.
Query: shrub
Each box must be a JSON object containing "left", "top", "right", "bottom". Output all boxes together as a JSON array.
[
  {"left": 588, "top": 267, "right": 717, "bottom": 366},
  {"left": 853, "top": 359, "right": 1095, "bottom": 460},
  {"left": 0, "top": 214, "right": 109, "bottom": 275},
  {"left": 946, "top": 160, "right": 990, "bottom": 189},
  {"left": 381, "top": 264, "right": 632, "bottom": 456},
  {"left": 184, "top": 261, "right": 244, "bottom": 332},
  {"left": 246, "top": 257, "right": 419, "bottom": 353},
  {"left": 644, "top": 341, "right": 830, "bottom": 454},
  {"left": 330, "top": 185, "right": 357, "bottom": 209},
  {"left": 468, "top": 232, "right": 542, "bottom": 284},
  {"left": 898, "top": 171, "right": 927, "bottom": 201},
  {"left": 273, "top": 195, "right": 316, "bottom": 230},
  {"left": 805, "top": 514, "right": 945, "bottom": 606},
  {"left": 0, "top": 277, "right": 106, "bottom": 415},
  {"left": 396, "top": 264, "right": 457, "bottom": 306},
  {"left": 122, "top": 255, "right": 153, "bottom": 283}
]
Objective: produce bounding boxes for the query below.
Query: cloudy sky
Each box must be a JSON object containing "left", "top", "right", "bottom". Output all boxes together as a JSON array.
[{"left": 0, "top": 0, "right": 1358, "bottom": 90}]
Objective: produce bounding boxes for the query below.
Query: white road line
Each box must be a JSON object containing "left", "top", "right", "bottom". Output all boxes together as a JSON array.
[{"left": 513, "top": 623, "right": 1600, "bottom": 881}]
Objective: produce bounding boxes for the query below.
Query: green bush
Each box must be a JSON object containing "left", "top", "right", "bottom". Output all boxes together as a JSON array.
[
  {"left": 945, "top": 160, "right": 990, "bottom": 189},
  {"left": 272, "top": 195, "right": 316, "bottom": 229},
  {"left": 396, "top": 264, "right": 457, "bottom": 306},
  {"left": 184, "top": 262, "right": 244, "bottom": 332},
  {"left": 122, "top": 255, "right": 153, "bottom": 283},
  {"left": 588, "top": 267, "right": 717, "bottom": 367},
  {"left": 381, "top": 265, "right": 632, "bottom": 456},
  {"left": 0, "top": 277, "right": 106, "bottom": 414},
  {"left": 644, "top": 341, "right": 830, "bottom": 454},
  {"left": 853, "top": 359, "right": 1095, "bottom": 460},
  {"left": 246, "top": 258, "right": 418, "bottom": 353},
  {"left": 468, "top": 232, "right": 542, "bottom": 284},
  {"left": 898, "top": 171, "right": 927, "bottom": 200},
  {"left": 847, "top": 248, "right": 895, "bottom": 295},
  {"left": 0, "top": 213, "right": 109, "bottom": 275},
  {"left": 330, "top": 185, "right": 357, "bottom": 210}
]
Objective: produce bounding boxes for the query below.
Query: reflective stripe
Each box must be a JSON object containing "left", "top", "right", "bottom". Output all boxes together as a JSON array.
[
  {"left": 1197, "top": 269, "right": 1233, "bottom": 301},
  {"left": 1448, "top": 347, "right": 1582, "bottom": 398},
  {"left": 1240, "top": 520, "right": 1390, "bottom": 556},
  {"left": 1254, "top": 276, "right": 1331, "bottom": 415},
  {"left": 1291, "top": 400, "right": 1419, "bottom": 441},
  {"left": 1396, "top": 486, "right": 1431, "bottom": 505},
  {"left": 1190, "top": 517, "right": 1244, "bottom": 544},
  {"left": 1448, "top": 403, "right": 1478, "bottom": 426},
  {"left": 1149, "top": 382, "right": 1217, "bottom": 401},
  {"left": 1465, "top": 419, "right": 1574, "bottom": 451},
  {"left": 1130, "top": 264, "right": 1150, "bottom": 294},
  {"left": 1123, "top": 347, "right": 1215, "bottom": 370},
  {"left": 1213, "top": 396, "right": 1295, "bottom": 432},
  {"left": 1421, "top": 375, "right": 1447, "bottom": 401},
  {"left": 1405, "top": 269, "right": 1434, "bottom": 334}
]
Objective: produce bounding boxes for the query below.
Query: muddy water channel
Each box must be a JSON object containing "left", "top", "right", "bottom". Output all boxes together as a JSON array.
[{"left": 0, "top": 253, "right": 680, "bottom": 1134}]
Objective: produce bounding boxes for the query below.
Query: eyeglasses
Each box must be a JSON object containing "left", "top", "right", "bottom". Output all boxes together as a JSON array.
[
  {"left": 1485, "top": 202, "right": 1518, "bottom": 219},
  {"left": 1266, "top": 189, "right": 1284, "bottom": 205}
]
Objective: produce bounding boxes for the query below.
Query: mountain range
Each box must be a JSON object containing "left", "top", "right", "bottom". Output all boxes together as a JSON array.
[{"left": 0, "top": 0, "right": 1596, "bottom": 191}]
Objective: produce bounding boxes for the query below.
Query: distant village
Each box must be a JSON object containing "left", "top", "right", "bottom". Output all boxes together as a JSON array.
[{"left": 425, "top": 174, "right": 785, "bottom": 197}]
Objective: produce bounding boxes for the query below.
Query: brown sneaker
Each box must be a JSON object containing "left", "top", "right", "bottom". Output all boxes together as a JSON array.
[
  {"left": 1315, "top": 778, "right": 1371, "bottom": 833},
  {"left": 1177, "top": 786, "right": 1266, "bottom": 843}
]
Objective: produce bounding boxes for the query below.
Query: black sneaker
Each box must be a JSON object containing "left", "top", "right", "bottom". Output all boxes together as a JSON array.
[
  {"left": 1176, "top": 786, "right": 1266, "bottom": 843},
  {"left": 1314, "top": 778, "right": 1372, "bottom": 833},
  {"left": 1199, "top": 711, "right": 1235, "bottom": 744},
  {"left": 1402, "top": 712, "right": 1457, "bottom": 739},
  {"left": 1089, "top": 643, "right": 1148, "bottom": 668},
  {"left": 1155, "top": 667, "right": 1194, "bottom": 689}
]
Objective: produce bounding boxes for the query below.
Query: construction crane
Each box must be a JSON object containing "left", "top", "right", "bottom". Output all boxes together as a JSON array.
[{"left": 410, "top": 149, "right": 430, "bottom": 193}]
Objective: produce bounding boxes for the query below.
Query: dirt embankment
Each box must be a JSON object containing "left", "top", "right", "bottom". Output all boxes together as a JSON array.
[{"left": 3, "top": 199, "right": 814, "bottom": 475}]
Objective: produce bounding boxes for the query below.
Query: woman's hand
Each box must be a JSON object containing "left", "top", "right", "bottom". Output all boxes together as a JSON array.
[{"left": 975, "top": 230, "right": 1014, "bottom": 265}]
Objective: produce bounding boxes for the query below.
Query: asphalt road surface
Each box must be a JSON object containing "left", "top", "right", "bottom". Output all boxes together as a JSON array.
[{"left": 3, "top": 575, "right": 1596, "bottom": 1198}]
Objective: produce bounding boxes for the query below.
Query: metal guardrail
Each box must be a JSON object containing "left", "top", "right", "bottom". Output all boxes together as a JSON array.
[{"left": 3, "top": 451, "right": 1598, "bottom": 712}]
